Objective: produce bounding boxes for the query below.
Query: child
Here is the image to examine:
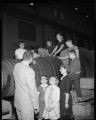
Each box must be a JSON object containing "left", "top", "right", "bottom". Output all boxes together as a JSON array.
[
  {"left": 68, "top": 49, "right": 82, "bottom": 101},
  {"left": 37, "top": 75, "right": 48, "bottom": 120},
  {"left": 60, "top": 65, "right": 75, "bottom": 120},
  {"left": 43, "top": 76, "right": 60, "bottom": 120}
]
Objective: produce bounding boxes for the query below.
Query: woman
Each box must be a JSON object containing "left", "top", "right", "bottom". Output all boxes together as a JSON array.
[
  {"left": 59, "top": 65, "right": 75, "bottom": 120},
  {"left": 50, "top": 33, "right": 65, "bottom": 56}
]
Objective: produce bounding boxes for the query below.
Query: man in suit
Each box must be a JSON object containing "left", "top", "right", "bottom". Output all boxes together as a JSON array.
[{"left": 13, "top": 51, "right": 39, "bottom": 120}]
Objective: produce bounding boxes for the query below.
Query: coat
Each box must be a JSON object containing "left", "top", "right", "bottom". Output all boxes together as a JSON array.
[{"left": 13, "top": 61, "right": 39, "bottom": 113}]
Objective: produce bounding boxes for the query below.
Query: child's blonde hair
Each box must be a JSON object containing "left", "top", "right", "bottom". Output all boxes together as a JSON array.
[{"left": 49, "top": 76, "right": 59, "bottom": 85}]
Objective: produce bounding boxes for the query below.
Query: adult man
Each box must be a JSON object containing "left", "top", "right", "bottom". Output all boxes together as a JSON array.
[
  {"left": 13, "top": 51, "right": 39, "bottom": 120},
  {"left": 15, "top": 41, "right": 27, "bottom": 60}
]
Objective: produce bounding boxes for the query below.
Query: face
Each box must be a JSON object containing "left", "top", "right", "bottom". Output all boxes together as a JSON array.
[
  {"left": 20, "top": 43, "right": 25, "bottom": 48},
  {"left": 65, "top": 41, "right": 72, "bottom": 47},
  {"left": 56, "top": 34, "right": 63, "bottom": 42},
  {"left": 60, "top": 67, "right": 67, "bottom": 75},
  {"left": 41, "top": 76, "right": 47, "bottom": 84},
  {"left": 47, "top": 41, "right": 52, "bottom": 46},
  {"left": 69, "top": 53, "right": 74, "bottom": 59},
  {"left": 29, "top": 57, "right": 33, "bottom": 64},
  {"left": 49, "top": 77, "right": 56, "bottom": 85}
]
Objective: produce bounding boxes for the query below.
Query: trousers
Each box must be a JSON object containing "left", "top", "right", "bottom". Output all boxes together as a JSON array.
[{"left": 16, "top": 108, "right": 34, "bottom": 120}]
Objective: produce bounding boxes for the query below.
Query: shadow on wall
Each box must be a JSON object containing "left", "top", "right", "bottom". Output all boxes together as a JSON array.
[{"left": 79, "top": 47, "right": 94, "bottom": 78}]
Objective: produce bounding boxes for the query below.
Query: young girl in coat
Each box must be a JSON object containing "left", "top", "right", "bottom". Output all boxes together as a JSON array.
[
  {"left": 37, "top": 75, "right": 48, "bottom": 120},
  {"left": 43, "top": 76, "right": 60, "bottom": 120}
]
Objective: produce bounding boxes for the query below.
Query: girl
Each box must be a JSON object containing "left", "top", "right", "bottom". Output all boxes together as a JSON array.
[
  {"left": 59, "top": 65, "right": 75, "bottom": 120},
  {"left": 50, "top": 33, "right": 65, "bottom": 56},
  {"left": 37, "top": 75, "right": 48, "bottom": 120},
  {"left": 43, "top": 76, "right": 60, "bottom": 120}
]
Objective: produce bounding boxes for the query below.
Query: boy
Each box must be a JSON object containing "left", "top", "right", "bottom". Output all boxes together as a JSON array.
[{"left": 68, "top": 49, "right": 82, "bottom": 101}]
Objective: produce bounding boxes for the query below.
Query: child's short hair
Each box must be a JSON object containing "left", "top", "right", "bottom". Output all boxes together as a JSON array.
[
  {"left": 69, "top": 49, "right": 76, "bottom": 56},
  {"left": 60, "top": 64, "right": 69, "bottom": 74},
  {"left": 41, "top": 75, "right": 48, "bottom": 79}
]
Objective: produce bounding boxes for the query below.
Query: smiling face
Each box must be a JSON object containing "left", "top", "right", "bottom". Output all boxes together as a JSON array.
[
  {"left": 60, "top": 66, "right": 67, "bottom": 75},
  {"left": 65, "top": 40, "right": 72, "bottom": 47},
  {"left": 56, "top": 34, "right": 63, "bottom": 42},
  {"left": 41, "top": 76, "right": 47, "bottom": 84},
  {"left": 49, "top": 77, "right": 57, "bottom": 85},
  {"left": 47, "top": 41, "right": 52, "bottom": 46},
  {"left": 19, "top": 43, "right": 25, "bottom": 48}
]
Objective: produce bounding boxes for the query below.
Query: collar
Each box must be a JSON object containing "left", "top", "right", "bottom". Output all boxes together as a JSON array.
[
  {"left": 41, "top": 84, "right": 48, "bottom": 88},
  {"left": 22, "top": 61, "right": 29, "bottom": 66}
]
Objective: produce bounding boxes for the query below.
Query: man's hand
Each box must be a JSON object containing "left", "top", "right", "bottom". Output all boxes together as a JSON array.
[{"left": 65, "top": 103, "right": 69, "bottom": 109}]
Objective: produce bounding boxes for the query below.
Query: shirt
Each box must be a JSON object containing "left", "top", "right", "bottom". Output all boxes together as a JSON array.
[
  {"left": 15, "top": 48, "right": 27, "bottom": 59},
  {"left": 68, "top": 45, "right": 79, "bottom": 58},
  {"left": 69, "top": 57, "right": 81, "bottom": 74},
  {"left": 46, "top": 44, "right": 55, "bottom": 54}
]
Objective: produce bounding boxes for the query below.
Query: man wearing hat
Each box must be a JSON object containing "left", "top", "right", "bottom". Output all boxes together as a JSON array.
[
  {"left": 15, "top": 41, "right": 27, "bottom": 60},
  {"left": 13, "top": 51, "right": 39, "bottom": 120}
]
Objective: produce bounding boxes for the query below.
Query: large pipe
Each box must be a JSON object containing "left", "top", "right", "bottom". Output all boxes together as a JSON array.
[
  {"left": 2, "top": 48, "right": 94, "bottom": 97},
  {"left": 2, "top": 56, "right": 62, "bottom": 97}
]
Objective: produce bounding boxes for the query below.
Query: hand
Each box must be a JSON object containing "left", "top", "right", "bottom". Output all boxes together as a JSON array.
[
  {"left": 77, "top": 97, "right": 82, "bottom": 102},
  {"left": 49, "top": 54, "right": 51, "bottom": 56},
  {"left": 65, "top": 103, "right": 69, "bottom": 109},
  {"left": 53, "top": 53, "right": 56, "bottom": 57}
]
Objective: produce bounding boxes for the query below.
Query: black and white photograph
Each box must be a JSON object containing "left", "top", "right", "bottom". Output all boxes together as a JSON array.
[{"left": 1, "top": 1, "right": 94, "bottom": 120}]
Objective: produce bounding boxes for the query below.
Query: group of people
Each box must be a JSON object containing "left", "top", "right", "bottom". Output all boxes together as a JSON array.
[
  {"left": 13, "top": 32, "right": 82, "bottom": 120},
  {"left": 37, "top": 49, "right": 82, "bottom": 120}
]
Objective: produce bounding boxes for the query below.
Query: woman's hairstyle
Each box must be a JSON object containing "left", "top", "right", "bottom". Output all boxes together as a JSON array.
[
  {"left": 56, "top": 32, "right": 63, "bottom": 37},
  {"left": 19, "top": 41, "right": 25, "bottom": 45}
]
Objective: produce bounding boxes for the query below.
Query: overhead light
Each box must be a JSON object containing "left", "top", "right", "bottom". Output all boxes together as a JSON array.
[
  {"left": 75, "top": 7, "right": 78, "bottom": 11},
  {"left": 86, "top": 15, "right": 89, "bottom": 18},
  {"left": 29, "top": 3, "right": 34, "bottom": 6}
]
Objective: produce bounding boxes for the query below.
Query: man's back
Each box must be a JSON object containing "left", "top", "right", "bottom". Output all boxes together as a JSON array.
[{"left": 13, "top": 62, "right": 35, "bottom": 111}]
